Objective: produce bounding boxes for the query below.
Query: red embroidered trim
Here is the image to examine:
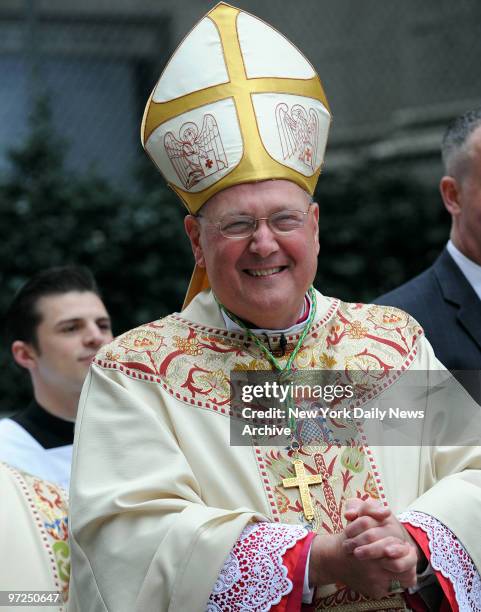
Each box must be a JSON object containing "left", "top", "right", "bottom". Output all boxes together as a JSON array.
[{"left": 93, "top": 297, "right": 422, "bottom": 424}]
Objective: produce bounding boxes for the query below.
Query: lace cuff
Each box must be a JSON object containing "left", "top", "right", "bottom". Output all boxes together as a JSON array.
[
  {"left": 399, "top": 510, "right": 481, "bottom": 611},
  {"left": 206, "top": 522, "right": 308, "bottom": 612}
]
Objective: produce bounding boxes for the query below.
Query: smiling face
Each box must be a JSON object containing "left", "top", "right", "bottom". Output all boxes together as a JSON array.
[{"left": 185, "top": 180, "right": 320, "bottom": 329}]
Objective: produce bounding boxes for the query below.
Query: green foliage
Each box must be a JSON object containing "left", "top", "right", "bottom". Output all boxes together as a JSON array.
[
  {"left": 314, "top": 163, "right": 450, "bottom": 303},
  {"left": 0, "top": 99, "right": 450, "bottom": 412},
  {"left": 0, "top": 98, "right": 192, "bottom": 412}
]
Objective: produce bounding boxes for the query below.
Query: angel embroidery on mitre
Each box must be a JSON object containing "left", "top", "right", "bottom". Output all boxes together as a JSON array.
[
  {"left": 275, "top": 103, "right": 319, "bottom": 171},
  {"left": 164, "top": 114, "right": 228, "bottom": 190}
]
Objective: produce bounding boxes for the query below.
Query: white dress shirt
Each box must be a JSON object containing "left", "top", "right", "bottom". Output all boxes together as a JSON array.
[{"left": 447, "top": 240, "right": 481, "bottom": 300}]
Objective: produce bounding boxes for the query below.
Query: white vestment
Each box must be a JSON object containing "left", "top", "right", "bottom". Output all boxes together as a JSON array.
[
  {"left": 0, "top": 418, "right": 72, "bottom": 490},
  {"left": 0, "top": 462, "right": 70, "bottom": 611},
  {"left": 68, "top": 290, "right": 481, "bottom": 611}
]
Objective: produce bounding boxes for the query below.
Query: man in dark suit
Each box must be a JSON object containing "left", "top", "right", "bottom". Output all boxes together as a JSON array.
[{"left": 376, "top": 107, "right": 481, "bottom": 399}]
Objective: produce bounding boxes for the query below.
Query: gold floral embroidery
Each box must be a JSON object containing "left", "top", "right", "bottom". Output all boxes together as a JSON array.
[
  {"left": 196, "top": 369, "right": 230, "bottom": 399},
  {"left": 344, "top": 354, "right": 387, "bottom": 382},
  {"left": 233, "top": 358, "right": 267, "bottom": 371},
  {"left": 318, "top": 352, "right": 337, "bottom": 369},
  {"left": 346, "top": 320, "right": 368, "bottom": 339},
  {"left": 173, "top": 335, "right": 203, "bottom": 355}
]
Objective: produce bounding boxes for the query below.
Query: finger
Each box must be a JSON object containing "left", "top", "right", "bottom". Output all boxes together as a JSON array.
[
  {"left": 344, "top": 499, "right": 390, "bottom": 522},
  {"left": 384, "top": 542, "right": 413, "bottom": 559},
  {"left": 343, "top": 525, "right": 384, "bottom": 553},
  {"left": 381, "top": 546, "right": 418, "bottom": 574},
  {"left": 382, "top": 556, "right": 417, "bottom": 576},
  {"left": 345, "top": 498, "right": 364, "bottom": 512},
  {"left": 346, "top": 526, "right": 407, "bottom": 553},
  {"left": 382, "top": 543, "right": 411, "bottom": 560},
  {"left": 343, "top": 524, "right": 383, "bottom": 554},
  {"left": 351, "top": 537, "right": 409, "bottom": 560},
  {"left": 344, "top": 505, "right": 390, "bottom": 523},
  {"left": 344, "top": 515, "right": 385, "bottom": 539},
  {"left": 344, "top": 498, "right": 363, "bottom": 521}
]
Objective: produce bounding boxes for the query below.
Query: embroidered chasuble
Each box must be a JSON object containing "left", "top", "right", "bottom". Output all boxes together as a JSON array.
[
  {"left": 68, "top": 290, "right": 481, "bottom": 611},
  {"left": 0, "top": 462, "right": 70, "bottom": 610}
]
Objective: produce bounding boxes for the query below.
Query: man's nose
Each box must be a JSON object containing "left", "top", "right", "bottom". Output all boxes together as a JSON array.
[
  {"left": 84, "top": 324, "right": 107, "bottom": 348},
  {"left": 248, "top": 219, "right": 280, "bottom": 257}
]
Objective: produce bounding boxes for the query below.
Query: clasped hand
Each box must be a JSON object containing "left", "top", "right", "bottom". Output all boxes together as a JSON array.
[{"left": 310, "top": 499, "right": 420, "bottom": 599}]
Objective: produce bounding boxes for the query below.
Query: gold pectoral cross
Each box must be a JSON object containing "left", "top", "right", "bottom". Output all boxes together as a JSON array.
[{"left": 282, "top": 459, "right": 322, "bottom": 521}]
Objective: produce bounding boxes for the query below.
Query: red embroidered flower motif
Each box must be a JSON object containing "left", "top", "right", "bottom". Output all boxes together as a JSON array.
[
  {"left": 366, "top": 305, "right": 409, "bottom": 331},
  {"left": 363, "top": 472, "right": 380, "bottom": 499},
  {"left": 274, "top": 486, "right": 291, "bottom": 513},
  {"left": 119, "top": 329, "right": 165, "bottom": 354}
]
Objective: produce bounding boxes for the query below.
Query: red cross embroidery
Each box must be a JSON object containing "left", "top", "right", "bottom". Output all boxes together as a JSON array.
[{"left": 205, "top": 158, "right": 213, "bottom": 169}]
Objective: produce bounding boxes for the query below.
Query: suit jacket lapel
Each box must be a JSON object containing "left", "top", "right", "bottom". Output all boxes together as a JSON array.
[{"left": 434, "top": 248, "right": 481, "bottom": 350}]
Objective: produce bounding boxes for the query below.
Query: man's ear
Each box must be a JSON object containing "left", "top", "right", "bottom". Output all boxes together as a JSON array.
[
  {"left": 440, "top": 176, "right": 461, "bottom": 217},
  {"left": 184, "top": 215, "right": 206, "bottom": 267},
  {"left": 11, "top": 340, "right": 38, "bottom": 371},
  {"left": 311, "top": 202, "right": 320, "bottom": 254}
]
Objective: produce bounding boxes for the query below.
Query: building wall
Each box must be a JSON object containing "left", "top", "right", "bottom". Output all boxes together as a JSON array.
[{"left": 1, "top": 1, "right": 480, "bottom": 183}]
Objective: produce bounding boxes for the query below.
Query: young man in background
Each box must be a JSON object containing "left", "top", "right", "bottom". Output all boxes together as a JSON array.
[{"left": 0, "top": 266, "right": 112, "bottom": 489}]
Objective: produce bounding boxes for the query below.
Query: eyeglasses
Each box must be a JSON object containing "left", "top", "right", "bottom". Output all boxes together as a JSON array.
[{"left": 197, "top": 207, "right": 312, "bottom": 239}]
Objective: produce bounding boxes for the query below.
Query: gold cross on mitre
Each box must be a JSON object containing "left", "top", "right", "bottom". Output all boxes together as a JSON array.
[
  {"left": 141, "top": 2, "right": 330, "bottom": 214},
  {"left": 282, "top": 459, "right": 322, "bottom": 521}
]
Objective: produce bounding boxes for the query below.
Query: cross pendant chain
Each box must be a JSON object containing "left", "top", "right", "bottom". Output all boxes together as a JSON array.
[{"left": 282, "top": 459, "right": 323, "bottom": 522}]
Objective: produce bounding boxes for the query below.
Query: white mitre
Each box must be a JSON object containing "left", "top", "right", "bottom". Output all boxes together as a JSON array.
[{"left": 141, "top": 2, "right": 331, "bottom": 305}]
